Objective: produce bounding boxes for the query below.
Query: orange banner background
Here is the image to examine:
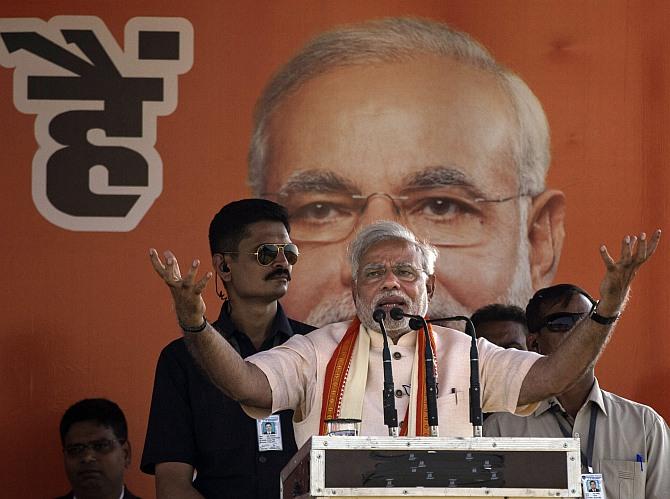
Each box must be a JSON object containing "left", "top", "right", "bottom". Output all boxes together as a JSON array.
[{"left": 1, "top": 1, "right": 668, "bottom": 497}]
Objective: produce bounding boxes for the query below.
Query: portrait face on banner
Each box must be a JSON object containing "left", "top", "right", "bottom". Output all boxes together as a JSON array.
[{"left": 258, "top": 53, "right": 565, "bottom": 326}]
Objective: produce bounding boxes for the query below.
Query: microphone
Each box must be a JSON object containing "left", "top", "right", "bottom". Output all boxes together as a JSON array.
[
  {"left": 423, "top": 316, "right": 483, "bottom": 437},
  {"left": 373, "top": 308, "right": 399, "bottom": 436},
  {"left": 389, "top": 308, "right": 439, "bottom": 436}
]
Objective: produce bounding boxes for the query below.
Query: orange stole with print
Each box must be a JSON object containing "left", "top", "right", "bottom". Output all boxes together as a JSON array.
[{"left": 319, "top": 316, "right": 438, "bottom": 436}]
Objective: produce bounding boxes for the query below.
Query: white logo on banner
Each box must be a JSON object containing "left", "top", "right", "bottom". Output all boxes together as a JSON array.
[{"left": 0, "top": 16, "right": 193, "bottom": 231}]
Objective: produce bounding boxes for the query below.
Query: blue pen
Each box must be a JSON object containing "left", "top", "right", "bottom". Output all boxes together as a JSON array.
[{"left": 636, "top": 453, "right": 644, "bottom": 471}]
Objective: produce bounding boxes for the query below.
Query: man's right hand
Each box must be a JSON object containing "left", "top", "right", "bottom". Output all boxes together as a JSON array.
[{"left": 149, "top": 248, "right": 212, "bottom": 328}]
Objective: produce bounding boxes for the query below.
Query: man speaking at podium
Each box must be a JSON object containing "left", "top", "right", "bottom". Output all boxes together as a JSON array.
[{"left": 150, "top": 221, "right": 659, "bottom": 447}]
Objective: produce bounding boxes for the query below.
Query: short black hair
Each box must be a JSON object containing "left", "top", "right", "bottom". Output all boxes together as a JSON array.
[
  {"left": 59, "top": 398, "right": 128, "bottom": 444},
  {"left": 208, "top": 199, "right": 290, "bottom": 255},
  {"left": 470, "top": 303, "right": 527, "bottom": 329},
  {"left": 526, "top": 283, "right": 596, "bottom": 333}
]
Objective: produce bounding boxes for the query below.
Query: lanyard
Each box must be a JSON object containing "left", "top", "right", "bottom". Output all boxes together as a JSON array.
[{"left": 549, "top": 402, "right": 598, "bottom": 472}]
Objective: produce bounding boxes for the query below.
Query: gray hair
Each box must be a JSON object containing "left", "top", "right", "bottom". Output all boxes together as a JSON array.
[
  {"left": 248, "top": 17, "right": 550, "bottom": 197},
  {"left": 349, "top": 221, "right": 439, "bottom": 280}
]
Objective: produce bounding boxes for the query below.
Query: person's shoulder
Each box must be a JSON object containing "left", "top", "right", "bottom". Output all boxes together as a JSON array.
[
  {"left": 601, "top": 389, "right": 668, "bottom": 426},
  {"left": 288, "top": 317, "right": 317, "bottom": 335},
  {"left": 157, "top": 336, "right": 189, "bottom": 359}
]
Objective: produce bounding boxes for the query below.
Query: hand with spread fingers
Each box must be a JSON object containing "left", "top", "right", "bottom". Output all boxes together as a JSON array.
[
  {"left": 149, "top": 248, "right": 212, "bottom": 329},
  {"left": 596, "top": 229, "right": 662, "bottom": 316}
]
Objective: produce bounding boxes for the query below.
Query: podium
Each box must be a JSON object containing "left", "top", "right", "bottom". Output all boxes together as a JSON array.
[{"left": 280, "top": 436, "right": 582, "bottom": 498}]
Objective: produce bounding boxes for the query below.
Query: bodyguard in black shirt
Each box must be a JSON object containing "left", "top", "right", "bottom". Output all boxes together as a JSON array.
[{"left": 142, "top": 199, "right": 315, "bottom": 498}]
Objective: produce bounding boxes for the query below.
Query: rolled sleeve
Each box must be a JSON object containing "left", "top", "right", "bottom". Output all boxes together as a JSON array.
[
  {"left": 478, "top": 338, "right": 542, "bottom": 415},
  {"left": 243, "top": 334, "right": 317, "bottom": 419}
]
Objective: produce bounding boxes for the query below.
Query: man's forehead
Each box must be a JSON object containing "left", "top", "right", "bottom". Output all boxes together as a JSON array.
[
  {"left": 240, "top": 220, "right": 290, "bottom": 245},
  {"left": 360, "top": 240, "right": 420, "bottom": 263},
  {"left": 65, "top": 421, "right": 116, "bottom": 443}
]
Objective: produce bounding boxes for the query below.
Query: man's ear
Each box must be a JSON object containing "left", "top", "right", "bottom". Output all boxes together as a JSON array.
[
  {"left": 426, "top": 274, "right": 436, "bottom": 300},
  {"left": 212, "top": 254, "right": 231, "bottom": 282},
  {"left": 122, "top": 440, "right": 131, "bottom": 468},
  {"left": 527, "top": 189, "right": 566, "bottom": 290}
]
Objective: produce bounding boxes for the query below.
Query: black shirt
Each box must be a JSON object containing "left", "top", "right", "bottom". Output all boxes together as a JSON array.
[{"left": 141, "top": 303, "right": 314, "bottom": 498}]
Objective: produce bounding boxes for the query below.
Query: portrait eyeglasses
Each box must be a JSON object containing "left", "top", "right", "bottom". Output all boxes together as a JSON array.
[
  {"left": 63, "top": 438, "right": 125, "bottom": 458},
  {"left": 224, "top": 243, "right": 299, "bottom": 266},
  {"left": 538, "top": 312, "right": 588, "bottom": 333},
  {"left": 263, "top": 187, "right": 533, "bottom": 246}
]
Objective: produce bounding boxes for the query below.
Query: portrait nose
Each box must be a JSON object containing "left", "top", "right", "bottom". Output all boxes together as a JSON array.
[{"left": 358, "top": 194, "right": 402, "bottom": 227}]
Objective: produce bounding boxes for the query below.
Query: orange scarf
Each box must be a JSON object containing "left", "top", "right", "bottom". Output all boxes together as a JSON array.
[{"left": 319, "top": 317, "right": 438, "bottom": 436}]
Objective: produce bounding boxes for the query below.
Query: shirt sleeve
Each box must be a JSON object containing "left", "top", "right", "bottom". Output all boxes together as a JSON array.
[
  {"left": 243, "top": 334, "right": 317, "bottom": 420},
  {"left": 140, "top": 343, "right": 195, "bottom": 474},
  {"left": 478, "top": 338, "right": 541, "bottom": 415},
  {"left": 645, "top": 407, "right": 670, "bottom": 497}
]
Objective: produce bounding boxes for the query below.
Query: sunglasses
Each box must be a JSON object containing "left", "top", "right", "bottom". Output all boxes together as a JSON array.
[
  {"left": 224, "top": 243, "right": 299, "bottom": 266},
  {"left": 537, "top": 312, "right": 587, "bottom": 333}
]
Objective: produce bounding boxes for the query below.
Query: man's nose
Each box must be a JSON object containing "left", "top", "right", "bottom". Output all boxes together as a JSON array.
[
  {"left": 380, "top": 269, "right": 401, "bottom": 290},
  {"left": 272, "top": 248, "right": 289, "bottom": 267},
  {"left": 81, "top": 448, "right": 97, "bottom": 463}
]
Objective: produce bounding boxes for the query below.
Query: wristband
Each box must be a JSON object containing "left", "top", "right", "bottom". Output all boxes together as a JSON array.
[
  {"left": 590, "top": 304, "right": 619, "bottom": 325},
  {"left": 180, "top": 317, "right": 208, "bottom": 333}
]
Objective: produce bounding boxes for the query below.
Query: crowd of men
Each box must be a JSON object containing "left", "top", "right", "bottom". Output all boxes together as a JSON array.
[{"left": 54, "top": 17, "right": 668, "bottom": 499}]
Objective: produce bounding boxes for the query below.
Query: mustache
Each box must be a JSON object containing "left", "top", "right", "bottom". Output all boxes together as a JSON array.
[
  {"left": 266, "top": 268, "right": 291, "bottom": 281},
  {"left": 373, "top": 290, "right": 409, "bottom": 307}
]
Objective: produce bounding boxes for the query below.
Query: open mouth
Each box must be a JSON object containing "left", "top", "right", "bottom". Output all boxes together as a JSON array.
[{"left": 375, "top": 296, "right": 407, "bottom": 311}]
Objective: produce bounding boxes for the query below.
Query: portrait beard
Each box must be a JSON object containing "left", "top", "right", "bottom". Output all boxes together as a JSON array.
[{"left": 304, "top": 219, "right": 535, "bottom": 328}]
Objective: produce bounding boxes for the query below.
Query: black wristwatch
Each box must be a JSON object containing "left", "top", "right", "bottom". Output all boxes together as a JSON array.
[{"left": 590, "top": 303, "right": 619, "bottom": 325}]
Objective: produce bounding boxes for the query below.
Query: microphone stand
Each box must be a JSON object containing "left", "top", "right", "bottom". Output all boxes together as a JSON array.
[
  {"left": 373, "top": 309, "right": 399, "bottom": 436},
  {"left": 426, "top": 316, "right": 483, "bottom": 437},
  {"left": 390, "top": 308, "right": 439, "bottom": 436}
]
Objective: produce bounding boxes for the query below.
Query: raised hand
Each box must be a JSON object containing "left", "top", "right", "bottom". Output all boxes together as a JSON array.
[
  {"left": 597, "top": 230, "right": 661, "bottom": 313},
  {"left": 149, "top": 248, "right": 213, "bottom": 328}
]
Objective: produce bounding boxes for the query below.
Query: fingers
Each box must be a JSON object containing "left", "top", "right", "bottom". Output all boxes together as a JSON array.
[
  {"left": 183, "top": 258, "right": 200, "bottom": 286},
  {"left": 599, "top": 245, "right": 615, "bottom": 268},
  {"left": 193, "top": 272, "right": 213, "bottom": 294},
  {"left": 164, "top": 250, "right": 181, "bottom": 281},
  {"left": 148, "top": 248, "right": 166, "bottom": 276},
  {"left": 646, "top": 229, "right": 662, "bottom": 259},
  {"left": 620, "top": 235, "right": 635, "bottom": 264}
]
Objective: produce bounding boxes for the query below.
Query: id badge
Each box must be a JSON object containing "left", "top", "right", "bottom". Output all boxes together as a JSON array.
[
  {"left": 257, "top": 415, "right": 282, "bottom": 451},
  {"left": 581, "top": 473, "right": 605, "bottom": 498}
]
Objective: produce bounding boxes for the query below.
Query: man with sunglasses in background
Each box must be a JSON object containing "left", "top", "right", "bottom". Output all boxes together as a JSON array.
[
  {"left": 484, "top": 284, "right": 670, "bottom": 498},
  {"left": 142, "top": 199, "right": 314, "bottom": 499},
  {"left": 57, "top": 398, "right": 139, "bottom": 499}
]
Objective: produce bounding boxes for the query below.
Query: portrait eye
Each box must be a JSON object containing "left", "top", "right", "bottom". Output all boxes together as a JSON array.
[
  {"left": 289, "top": 199, "right": 355, "bottom": 225},
  {"left": 412, "top": 196, "right": 476, "bottom": 220}
]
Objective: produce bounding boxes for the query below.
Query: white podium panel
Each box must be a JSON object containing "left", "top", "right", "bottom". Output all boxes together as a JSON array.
[{"left": 281, "top": 436, "right": 582, "bottom": 498}]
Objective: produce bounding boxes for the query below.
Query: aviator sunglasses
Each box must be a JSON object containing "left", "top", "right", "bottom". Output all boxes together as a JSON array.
[
  {"left": 224, "top": 243, "right": 299, "bottom": 266},
  {"left": 536, "top": 301, "right": 598, "bottom": 333},
  {"left": 537, "top": 312, "right": 587, "bottom": 332}
]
